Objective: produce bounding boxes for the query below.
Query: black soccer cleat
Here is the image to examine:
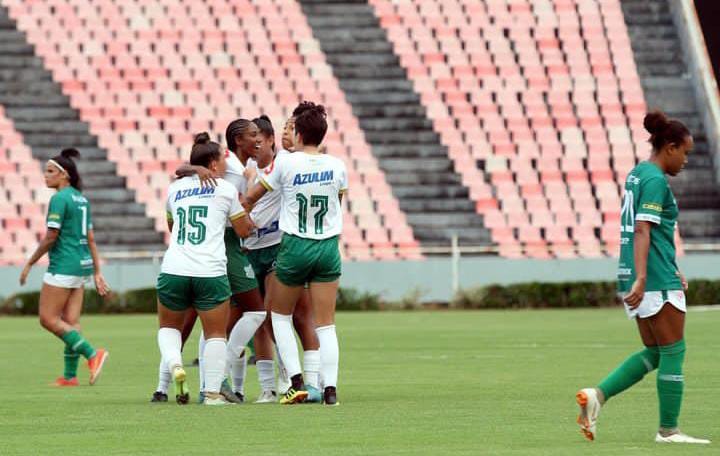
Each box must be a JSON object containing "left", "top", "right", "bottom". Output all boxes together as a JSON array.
[
  {"left": 323, "top": 386, "right": 339, "bottom": 406},
  {"left": 150, "top": 391, "right": 168, "bottom": 403},
  {"left": 176, "top": 392, "right": 190, "bottom": 405},
  {"left": 234, "top": 391, "right": 245, "bottom": 403}
]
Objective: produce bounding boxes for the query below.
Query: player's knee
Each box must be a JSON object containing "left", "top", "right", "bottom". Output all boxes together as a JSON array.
[{"left": 38, "top": 313, "right": 59, "bottom": 332}]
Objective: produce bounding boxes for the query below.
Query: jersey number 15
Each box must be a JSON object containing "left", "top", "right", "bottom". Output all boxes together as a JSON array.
[{"left": 176, "top": 206, "right": 208, "bottom": 245}]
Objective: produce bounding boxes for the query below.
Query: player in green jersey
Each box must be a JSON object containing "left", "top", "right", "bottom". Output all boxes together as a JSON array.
[
  {"left": 576, "top": 112, "right": 709, "bottom": 444},
  {"left": 19, "top": 148, "right": 109, "bottom": 386}
]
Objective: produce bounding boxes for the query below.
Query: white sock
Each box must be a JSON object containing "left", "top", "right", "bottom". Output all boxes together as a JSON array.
[
  {"left": 256, "top": 359, "right": 275, "bottom": 392},
  {"left": 232, "top": 350, "right": 248, "bottom": 394},
  {"left": 316, "top": 325, "right": 339, "bottom": 388},
  {"left": 304, "top": 350, "right": 321, "bottom": 389},
  {"left": 271, "top": 312, "right": 302, "bottom": 378},
  {"left": 276, "top": 345, "right": 288, "bottom": 380},
  {"left": 156, "top": 357, "right": 171, "bottom": 394},
  {"left": 227, "top": 311, "right": 266, "bottom": 380},
  {"left": 203, "top": 338, "right": 227, "bottom": 394},
  {"left": 198, "top": 331, "right": 206, "bottom": 392},
  {"left": 157, "top": 327, "right": 182, "bottom": 374}
]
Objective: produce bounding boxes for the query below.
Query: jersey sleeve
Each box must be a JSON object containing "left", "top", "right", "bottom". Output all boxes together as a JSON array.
[
  {"left": 165, "top": 196, "right": 173, "bottom": 221},
  {"left": 259, "top": 154, "right": 284, "bottom": 191},
  {"left": 228, "top": 187, "right": 246, "bottom": 221},
  {"left": 339, "top": 160, "right": 348, "bottom": 193},
  {"left": 46, "top": 193, "right": 66, "bottom": 229},
  {"left": 86, "top": 204, "right": 93, "bottom": 230},
  {"left": 636, "top": 176, "right": 667, "bottom": 225}
]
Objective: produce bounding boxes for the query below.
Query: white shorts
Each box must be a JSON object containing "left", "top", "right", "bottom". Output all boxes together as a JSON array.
[
  {"left": 620, "top": 290, "right": 686, "bottom": 319},
  {"left": 43, "top": 273, "right": 90, "bottom": 289}
]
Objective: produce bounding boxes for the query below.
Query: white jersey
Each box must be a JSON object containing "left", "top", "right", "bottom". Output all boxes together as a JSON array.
[
  {"left": 260, "top": 151, "right": 347, "bottom": 240},
  {"left": 245, "top": 149, "right": 289, "bottom": 250},
  {"left": 161, "top": 176, "right": 245, "bottom": 277},
  {"left": 223, "top": 150, "right": 255, "bottom": 228}
]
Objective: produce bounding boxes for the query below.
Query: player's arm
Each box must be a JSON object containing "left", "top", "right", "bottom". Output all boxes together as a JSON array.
[
  {"left": 19, "top": 228, "right": 60, "bottom": 285},
  {"left": 230, "top": 211, "right": 254, "bottom": 239},
  {"left": 87, "top": 229, "right": 110, "bottom": 296},
  {"left": 242, "top": 182, "right": 269, "bottom": 212},
  {"left": 624, "top": 220, "right": 651, "bottom": 308},
  {"left": 175, "top": 163, "right": 216, "bottom": 187}
]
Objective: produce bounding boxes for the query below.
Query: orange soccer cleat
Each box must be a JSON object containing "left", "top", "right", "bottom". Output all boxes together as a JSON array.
[
  {"left": 87, "top": 349, "right": 109, "bottom": 385},
  {"left": 53, "top": 377, "right": 79, "bottom": 387}
]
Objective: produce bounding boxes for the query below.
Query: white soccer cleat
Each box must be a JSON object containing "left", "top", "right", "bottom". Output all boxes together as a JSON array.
[
  {"left": 655, "top": 432, "right": 711, "bottom": 444},
  {"left": 576, "top": 388, "right": 601, "bottom": 441},
  {"left": 203, "top": 392, "right": 235, "bottom": 406},
  {"left": 255, "top": 390, "right": 278, "bottom": 404}
]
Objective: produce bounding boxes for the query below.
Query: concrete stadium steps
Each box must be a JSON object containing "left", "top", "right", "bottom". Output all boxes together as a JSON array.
[
  {"left": 0, "top": 5, "right": 164, "bottom": 251},
  {"left": 298, "top": 0, "right": 491, "bottom": 248},
  {"left": 621, "top": 0, "right": 720, "bottom": 238}
]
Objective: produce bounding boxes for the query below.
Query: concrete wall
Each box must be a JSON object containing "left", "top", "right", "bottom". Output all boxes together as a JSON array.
[{"left": 3, "top": 254, "right": 719, "bottom": 302}]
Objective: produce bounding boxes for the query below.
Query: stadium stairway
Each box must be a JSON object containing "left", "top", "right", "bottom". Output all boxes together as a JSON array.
[
  {"left": 621, "top": 0, "right": 720, "bottom": 242},
  {"left": 0, "top": 5, "right": 164, "bottom": 252},
  {"left": 297, "top": 0, "right": 491, "bottom": 248}
]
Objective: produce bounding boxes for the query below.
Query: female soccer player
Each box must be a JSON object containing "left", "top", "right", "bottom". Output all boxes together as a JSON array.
[
  {"left": 19, "top": 148, "right": 109, "bottom": 386},
  {"left": 576, "top": 112, "right": 710, "bottom": 444},
  {"left": 245, "top": 114, "right": 322, "bottom": 403},
  {"left": 174, "top": 121, "right": 266, "bottom": 403},
  {"left": 244, "top": 103, "right": 347, "bottom": 406},
  {"left": 157, "top": 133, "right": 253, "bottom": 406}
]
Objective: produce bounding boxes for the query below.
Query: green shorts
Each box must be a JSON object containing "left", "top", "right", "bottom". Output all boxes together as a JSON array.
[
  {"left": 275, "top": 234, "right": 341, "bottom": 287},
  {"left": 156, "top": 273, "right": 231, "bottom": 312},
  {"left": 225, "top": 228, "right": 259, "bottom": 297},
  {"left": 246, "top": 243, "right": 281, "bottom": 295}
]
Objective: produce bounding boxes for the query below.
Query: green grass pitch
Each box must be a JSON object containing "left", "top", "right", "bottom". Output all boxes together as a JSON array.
[{"left": 0, "top": 309, "right": 717, "bottom": 455}]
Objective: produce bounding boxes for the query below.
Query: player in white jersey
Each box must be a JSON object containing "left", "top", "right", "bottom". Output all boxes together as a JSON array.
[
  {"left": 245, "top": 114, "right": 323, "bottom": 403},
  {"left": 171, "top": 121, "right": 267, "bottom": 403},
  {"left": 156, "top": 133, "right": 253, "bottom": 406},
  {"left": 244, "top": 103, "right": 347, "bottom": 406}
]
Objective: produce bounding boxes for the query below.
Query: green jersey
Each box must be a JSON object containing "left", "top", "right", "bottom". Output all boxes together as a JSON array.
[
  {"left": 46, "top": 186, "right": 94, "bottom": 276},
  {"left": 618, "top": 161, "right": 682, "bottom": 292}
]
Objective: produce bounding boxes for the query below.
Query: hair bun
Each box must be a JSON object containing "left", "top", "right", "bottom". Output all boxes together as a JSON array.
[
  {"left": 193, "top": 132, "right": 211, "bottom": 145},
  {"left": 60, "top": 148, "right": 80, "bottom": 159},
  {"left": 312, "top": 104, "right": 327, "bottom": 117},
  {"left": 643, "top": 111, "right": 668, "bottom": 135},
  {"left": 259, "top": 114, "right": 271, "bottom": 122}
]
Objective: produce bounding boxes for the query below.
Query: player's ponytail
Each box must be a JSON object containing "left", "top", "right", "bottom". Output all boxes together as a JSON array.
[
  {"left": 49, "top": 148, "right": 82, "bottom": 190},
  {"left": 190, "top": 132, "right": 222, "bottom": 168},
  {"left": 643, "top": 110, "right": 690, "bottom": 152},
  {"left": 253, "top": 115, "right": 276, "bottom": 152}
]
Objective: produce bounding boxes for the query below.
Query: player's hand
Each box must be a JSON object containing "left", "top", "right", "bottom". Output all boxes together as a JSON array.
[
  {"left": 94, "top": 273, "right": 110, "bottom": 297},
  {"left": 19, "top": 264, "right": 31, "bottom": 286},
  {"left": 624, "top": 278, "right": 646, "bottom": 309},
  {"left": 243, "top": 166, "right": 258, "bottom": 184},
  {"left": 676, "top": 271, "right": 688, "bottom": 291},
  {"left": 196, "top": 167, "right": 217, "bottom": 187}
]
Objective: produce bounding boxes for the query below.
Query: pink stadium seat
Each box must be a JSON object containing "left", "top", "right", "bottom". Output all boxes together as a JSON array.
[{"left": 5, "top": 0, "right": 421, "bottom": 261}]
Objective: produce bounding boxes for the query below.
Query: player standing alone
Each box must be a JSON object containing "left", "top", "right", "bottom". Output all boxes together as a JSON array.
[
  {"left": 576, "top": 112, "right": 710, "bottom": 444},
  {"left": 19, "top": 148, "right": 109, "bottom": 386},
  {"left": 244, "top": 103, "right": 347, "bottom": 405}
]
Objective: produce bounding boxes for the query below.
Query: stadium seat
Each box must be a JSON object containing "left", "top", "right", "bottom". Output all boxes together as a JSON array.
[
  {"left": 5, "top": 0, "right": 421, "bottom": 260},
  {"left": 368, "top": 0, "right": 650, "bottom": 257}
]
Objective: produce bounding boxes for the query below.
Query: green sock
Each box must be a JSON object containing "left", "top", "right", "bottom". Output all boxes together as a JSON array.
[
  {"left": 657, "top": 339, "right": 685, "bottom": 429},
  {"left": 60, "top": 330, "right": 97, "bottom": 360},
  {"left": 63, "top": 345, "right": 80, "bottom": 379},
  {"left": 598, "top": 346, "right": 660, "bottom": 400}
]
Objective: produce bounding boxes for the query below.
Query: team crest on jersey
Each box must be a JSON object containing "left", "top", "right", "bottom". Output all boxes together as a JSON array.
[{"left": 292, "top": 170, "right": 333, "bottom": 186}]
